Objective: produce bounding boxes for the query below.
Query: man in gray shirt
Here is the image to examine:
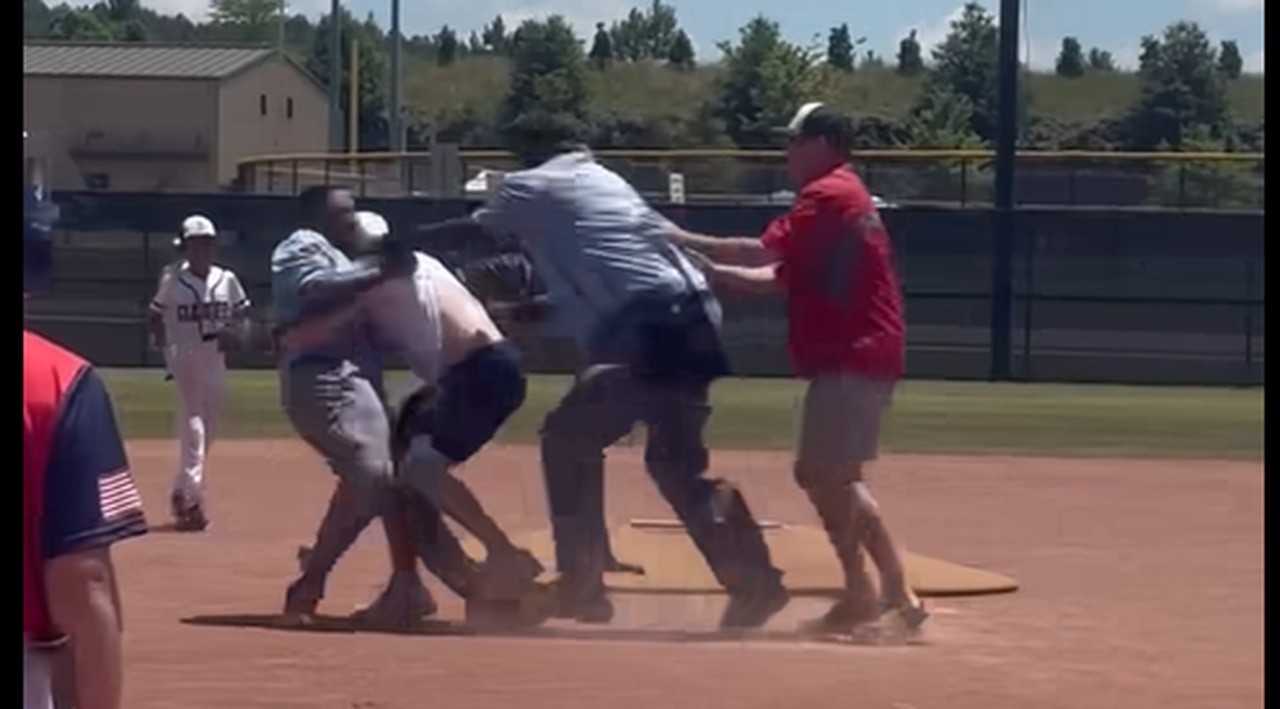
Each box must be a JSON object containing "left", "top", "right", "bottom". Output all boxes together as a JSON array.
[{"left": 424, "top": 116, "right": 789, "bottom": 629}]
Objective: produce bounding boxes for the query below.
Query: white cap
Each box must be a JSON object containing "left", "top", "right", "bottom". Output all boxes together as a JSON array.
[
  {"left": 354, "top": 210, "right": 390, "bottom": 250},
  {"left": 180, "top": 215, "right": 217, "bottom": 240},
  {"left": 785, "top": 102, "right": 826, "bottom": 133}
]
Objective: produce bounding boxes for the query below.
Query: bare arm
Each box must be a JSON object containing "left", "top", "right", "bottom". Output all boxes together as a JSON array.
[
  {"left": 705, "top": 263, "right": 783, "bottom": 296},
  {"left": 46, "top": 547, "right": 125, "bottom": 709},
  {"left": 667, "top": 228, "right": 777, "bottom": 268},
  {"left": 148, "top": 269, "right": 173, "bottom": 350},
  {"left": 145, "top": 308, "right": 166, "bottom": 350},
  {"left": 40, "top": 367, "right": 147, "bottom": 709}
]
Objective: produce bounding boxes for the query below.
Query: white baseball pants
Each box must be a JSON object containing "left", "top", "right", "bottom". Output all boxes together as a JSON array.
[{"left": 166, "top": 343, "right": 227, "bottom": 505}]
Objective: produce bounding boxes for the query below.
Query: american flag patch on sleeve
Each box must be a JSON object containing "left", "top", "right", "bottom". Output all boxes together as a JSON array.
[{"left": 98, "top": 469, "right": 144, "bottom": 520}]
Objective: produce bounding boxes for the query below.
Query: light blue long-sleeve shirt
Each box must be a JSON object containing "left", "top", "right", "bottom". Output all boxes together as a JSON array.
[
  {"left": 472, "top": 151, "right": 721, "bottom": 355},
  {"left": 270, "top": 228, "right": 359, "bottom": 363}
]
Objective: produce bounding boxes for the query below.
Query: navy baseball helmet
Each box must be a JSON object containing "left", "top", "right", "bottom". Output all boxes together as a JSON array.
[{"left": 24, "top": 133, "right": 58, "bottom": 293}]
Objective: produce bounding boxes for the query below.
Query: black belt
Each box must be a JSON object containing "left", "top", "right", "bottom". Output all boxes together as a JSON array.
[{"left": 202, "top": 334, "right": 219, "bottom": 342}]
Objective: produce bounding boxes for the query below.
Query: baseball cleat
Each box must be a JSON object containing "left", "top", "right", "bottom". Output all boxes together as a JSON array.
[
  {"left": 352, "top": 572, "right": 436, "bottom": 629},
  {"left": 169, "top": 491, "right": 209, "bottom": 532},
  {"left": 550, "top": 577, "right": 616, "bottom": 624},
  {"left": 280, "top": 576, "right": 323, "bottom": 626}
]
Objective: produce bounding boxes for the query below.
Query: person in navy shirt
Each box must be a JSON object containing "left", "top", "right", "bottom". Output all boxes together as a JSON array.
[
  {"left": 24, "top": 145, "right": 148, "bottom": 709},
  {"left": 24, "top": 332, "right": 150, "bottom": 709}
]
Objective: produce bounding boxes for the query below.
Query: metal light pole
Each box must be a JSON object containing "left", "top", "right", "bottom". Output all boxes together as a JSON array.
[
  {"left": 989, "top": 0, "right": 1021, "bottom": 380},
  {"left": 275, "top": 0, "right": 285, "bottom": 52},
  {"left": 327, "top": 0, "right": 344, "bottom": 151},
  {"left": 388, "top": 0, "right": 404, "bottom": 151}
]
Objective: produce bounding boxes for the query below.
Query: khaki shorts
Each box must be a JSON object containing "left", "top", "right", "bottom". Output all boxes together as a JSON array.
[{"left": 794, "top": 373, "right": 895, "bottom": 489}]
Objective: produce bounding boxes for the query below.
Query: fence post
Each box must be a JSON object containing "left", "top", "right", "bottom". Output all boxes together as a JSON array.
[
  {"left": 1178, "top": 162, "right": 1187, "bottom": 208},
  {"left": 989, "top": 0, "right": 1020, "bottom": 381},
  {"left": 141, "top": 230, "right": 153, "bottom": 368},
  {"left": 1243, "top": 258, "right": 1256, "bottom": 383},
  {"left": 1020, "top": 226, "right": 1036, "bottom": 379}
]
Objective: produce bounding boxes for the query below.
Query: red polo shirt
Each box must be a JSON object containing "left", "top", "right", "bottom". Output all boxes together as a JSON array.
[
  {"left": 24, "top": 331, "right": 148, "bottom": 645},
  {"left": 760, "top": 165, "right": 905, "bottom": 380}
]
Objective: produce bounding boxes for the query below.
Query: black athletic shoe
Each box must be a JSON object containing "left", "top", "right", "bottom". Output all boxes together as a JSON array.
[
  {"left": 170, "top": 491, "right": 209, "bottom": 532},
  {"left": 720, "top": 580, "right": 790, "bottom": 629}
]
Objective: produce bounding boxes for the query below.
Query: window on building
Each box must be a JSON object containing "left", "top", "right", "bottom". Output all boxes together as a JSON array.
[
  {"left": 259, "top": 94, "right": 268, "bottom": 116},
  {"left": 286, "top": 97, "right": 294, "bottom": 119}
]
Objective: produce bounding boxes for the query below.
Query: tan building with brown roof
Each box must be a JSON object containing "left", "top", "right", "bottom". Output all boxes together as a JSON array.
[{"left": 23, "top": 42, "right": 331, "bottom": 193}]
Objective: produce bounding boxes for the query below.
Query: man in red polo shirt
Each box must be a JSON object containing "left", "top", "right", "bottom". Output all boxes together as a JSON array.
[
  {"left": 668, "top": 102, "right": 927, "bottom": 637},
  {"left": 24, "top": 146, "right": 148, "bottom": 709}
]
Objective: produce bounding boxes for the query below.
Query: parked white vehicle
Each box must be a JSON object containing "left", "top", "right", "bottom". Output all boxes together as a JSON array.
[{"left": 465, "top": 169, "right": 505, "bottom": 195}]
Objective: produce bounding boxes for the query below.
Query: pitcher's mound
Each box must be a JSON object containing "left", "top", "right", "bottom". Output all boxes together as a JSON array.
[{"left": 464, "top": 519, "right": 1018, "bottom": 598}]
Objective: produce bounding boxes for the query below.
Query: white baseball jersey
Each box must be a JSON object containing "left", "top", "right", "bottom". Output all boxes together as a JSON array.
[
  {"left": 362, "top": 251, "right": 496, "bottom": 384},
  {"left": 151, "top": 261, "right": 250, "bottom": 352}
]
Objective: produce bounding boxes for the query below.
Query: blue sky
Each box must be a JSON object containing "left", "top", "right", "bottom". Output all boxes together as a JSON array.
[{"left": 141, "top": 0, "right": 1263, "bottom": 72}]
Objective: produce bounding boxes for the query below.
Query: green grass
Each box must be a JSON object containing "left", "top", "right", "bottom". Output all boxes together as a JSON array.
[{"left": 101, "top": 370, "right": 1262, "bottom": 460}]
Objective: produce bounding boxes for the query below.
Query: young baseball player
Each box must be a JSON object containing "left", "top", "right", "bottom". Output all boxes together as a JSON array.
[{"left": 147, "top": 215, "right": 250, "bottom": 532}]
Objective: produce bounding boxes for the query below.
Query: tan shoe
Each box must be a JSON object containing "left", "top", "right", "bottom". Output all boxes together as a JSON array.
[
  {"left": 877, "top": 598, "right": 930, "bottom": 644},
  {"left": 466, "top": 581, "right": 558, "bottom": 630},
  {"left": 474, "top": 549, "right": 545, "bottom": 601},
  {"left": 797, "top": 596, "right": 880, "bottom": 636}
]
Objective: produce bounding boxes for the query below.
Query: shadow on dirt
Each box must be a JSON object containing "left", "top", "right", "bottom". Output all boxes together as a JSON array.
[{"left": 180, "top": 613, "right": 925, "bottom": 648}]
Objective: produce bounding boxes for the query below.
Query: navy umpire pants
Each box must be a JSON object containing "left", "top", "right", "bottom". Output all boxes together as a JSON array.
[{"left": 540, "top": 362, "right": 781, "bottom": 603}]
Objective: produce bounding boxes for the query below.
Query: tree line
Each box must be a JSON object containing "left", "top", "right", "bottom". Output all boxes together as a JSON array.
[{"left": 24, "top": 0, "right": 1264, "bottom": 159}]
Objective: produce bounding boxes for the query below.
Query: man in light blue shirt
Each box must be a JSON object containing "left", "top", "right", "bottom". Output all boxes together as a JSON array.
[
  {"left": 423, "top": 115, "right": 788, "bottom": 629},
  {"left": 270, "top": 185, "right": 428, "bottom": 628}
]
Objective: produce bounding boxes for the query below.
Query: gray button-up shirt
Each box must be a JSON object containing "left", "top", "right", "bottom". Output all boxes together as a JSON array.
[{"left": 472, "top": 151, "right": 721, "bottom": 356}]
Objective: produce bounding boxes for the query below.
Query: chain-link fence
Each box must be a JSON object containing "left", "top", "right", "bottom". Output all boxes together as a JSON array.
[
  {"left": 23, "top": 192, "right": 1263, "bottom": 385},
  {"left": 235, "top": 149, "right": 1265, "bottom": 209}
]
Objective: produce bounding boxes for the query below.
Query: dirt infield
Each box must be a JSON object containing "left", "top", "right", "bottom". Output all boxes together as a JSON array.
[{"left": 118, "top": 440, "right": 1262, "bottom": 709}]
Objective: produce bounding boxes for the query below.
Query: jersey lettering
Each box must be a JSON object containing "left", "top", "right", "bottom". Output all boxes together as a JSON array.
[
  {"left": 176, "top": 301, "right": 233, "bottom": 324},
  {"left": 153, "top": 264, "right": 249, "bottom": 349}
]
